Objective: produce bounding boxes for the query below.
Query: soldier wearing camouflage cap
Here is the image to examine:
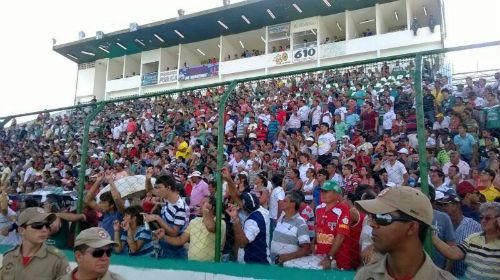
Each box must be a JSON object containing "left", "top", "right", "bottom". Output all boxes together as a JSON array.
[
  {"left": 1, "top": 207, "right": 70, "bottom": 280},
  {"left": 58, "top": 227, "right": 124, "bottom": 280}
]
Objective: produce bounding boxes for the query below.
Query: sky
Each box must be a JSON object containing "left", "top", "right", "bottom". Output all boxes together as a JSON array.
[{"left": 0, "top": 0, "right": 499, "bottom": 117}]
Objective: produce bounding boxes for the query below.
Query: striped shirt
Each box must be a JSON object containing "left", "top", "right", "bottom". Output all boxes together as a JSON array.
[
  {"left": 120, "top": 225, "right": 154, "bottom": 256},
  {"left": 457, "top": 232, "right": 500, "bottom": 280},
  {"left": 270, "top": 212, "right": 310, "bottom": 255},
  {"left": 451, "top": 217, "right": 482, "bottom": 277},
  {"left": 161, "top": 197, "right": 189, "bottom": 233},
  {"left": 299, "top": 204, "right": 315, "bottom": 239}
]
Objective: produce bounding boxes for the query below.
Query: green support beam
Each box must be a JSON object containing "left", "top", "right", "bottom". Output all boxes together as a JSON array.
[
  {"left": 215, "top": 80, "right": 238, "bottom": 262},
  {"left": 75, "top": 103, "right": 105, "bottom": 235},
  {"left": 414, "top": 54, "right": 432, "bottom": 254}
]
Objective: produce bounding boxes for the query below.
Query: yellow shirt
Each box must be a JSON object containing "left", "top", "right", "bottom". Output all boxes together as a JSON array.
[
  {"left": 175, "top": 141, "right": 189, "bottom": 159},
  {"left": 185, "top": 217, "right": 226, "bottom": 261},
  {"left": 432, "top": 89, "right": 444, "bottom": 106},
  {"left": 480, "top": 185, "right": 500, "bottom": 202}
]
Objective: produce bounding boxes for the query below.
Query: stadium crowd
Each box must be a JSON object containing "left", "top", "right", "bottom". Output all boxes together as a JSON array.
[{"left": 0, "top": 60, "right": 499, "bottom": 279}]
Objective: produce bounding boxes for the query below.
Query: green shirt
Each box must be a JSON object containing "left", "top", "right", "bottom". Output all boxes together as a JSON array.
[
  {"left": 334, "top": 121, "right": 348, "bottom": 139},
  {"left": 484, "top": 105, "right": 500, "bottom": 129}
]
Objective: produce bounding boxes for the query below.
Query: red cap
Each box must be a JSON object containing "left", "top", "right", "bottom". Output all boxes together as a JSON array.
[{"left": 456, "top": 181, "right": 475, "bottom": 197}]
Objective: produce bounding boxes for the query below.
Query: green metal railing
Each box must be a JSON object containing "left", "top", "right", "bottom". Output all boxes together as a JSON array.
[{"left": 2, "top": 40, "right": 500, "bottom": 262}]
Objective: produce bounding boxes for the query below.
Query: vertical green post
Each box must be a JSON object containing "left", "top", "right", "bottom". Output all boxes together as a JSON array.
[
  {"left": 75, "top": 103, "right": 105, "bottom": 235},
  {"left": 215, "top": 81, "right": 238, "bottom": 262},
  {"left": 414, "top": 54, "right": 432, "bottom": 254}
]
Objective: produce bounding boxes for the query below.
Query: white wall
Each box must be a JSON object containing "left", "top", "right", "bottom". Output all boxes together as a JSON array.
[
  {"left": 124, "top": 55, "right": 140, "bottom": 77},
  {"left": 376, "top": 4, "right": 385, "bottom": 34},
  {"left": 221, "top": 39, "right": 239, "bottom": 60},
  {"left": 141, "top": 82, "right": 178, "bottom": 95},
  {"left": 345, "top": 10, "right": 356, "bottom": 40},
  {"left": 141, "top": 49, "right": 160, "bottom": 64},
  {"left": 106, "top": 88, "right": 140, "bottom": 100},
  {"left": 220, "top": 56, "right": 267, "bottom": 75},
  {"left": 76, "top": 68, "right": 95, "bottom": 97},
  {"left": 180, "top": 46, "right": 201, "bottom": 67},
  {"left": 93, "top": 61, "right": 107, "bottom": 101},
  {"left": 106, "top": 76, "right": 140, "bottom": 92},
  {"left": 108, "top": 58, "right": 124, "bottom": 81},
  {"left": 160, "top": 47, "right": 178, "bottom": 71}
]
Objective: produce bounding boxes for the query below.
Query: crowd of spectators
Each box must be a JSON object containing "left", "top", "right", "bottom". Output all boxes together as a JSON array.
[{"left": 0, "top": 60, "right": 499, "bottom": 277}]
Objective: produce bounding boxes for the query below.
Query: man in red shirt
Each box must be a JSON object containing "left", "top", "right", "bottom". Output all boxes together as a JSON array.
[
  {"left": 360, "top": 102, "right": 378, "bottom": 133},
  {"left": 315, "top": 180, "right": 351, "bottom": 270}
]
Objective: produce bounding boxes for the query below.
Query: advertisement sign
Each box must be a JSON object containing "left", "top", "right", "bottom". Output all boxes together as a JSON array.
[
  {"left": 292, "top": 46, "right": 318, "bottom": 63},
  {"left": 141, "top": 72, "right": 158, "bottom": 86},
  {"left": 178, "top": 63, "right": 219, "bottom": 81},
  {"left": 158, "top": 70, "right": 178, "bottom": 84},
  {"left": 268, "top": 23, "right": 290, "bottom": 34},
  {"left": 320, "top": 42, "right": 346, "bottom": 59},
  {"left": 291, "top": 17, "right": 319, "bottom": 33},
  {"left": 269, "top": 51, "right": 292, "bottom": 67}
]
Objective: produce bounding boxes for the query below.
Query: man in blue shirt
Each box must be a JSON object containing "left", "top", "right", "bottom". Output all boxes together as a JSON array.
[{"left": 453, "top": 125, "right": 476, "bottom": 164}]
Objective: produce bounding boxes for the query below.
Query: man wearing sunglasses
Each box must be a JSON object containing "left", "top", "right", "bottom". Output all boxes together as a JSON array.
[
  {"left": 59, "top": 227, "right": 124, "bottom": 280},
  {"left": 1, "top": 207, "right": 70, "bottom": 280},
  {"left": 354, "top": 186, "right": 455, "bottom": 279}
]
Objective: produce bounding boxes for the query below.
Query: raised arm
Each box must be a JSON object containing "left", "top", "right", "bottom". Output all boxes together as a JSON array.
[
  {"left": 432, "top": 234, "right": 465, "bottom": 261},
  {"left": 145, "top": 167, "right": 154, "bottom": 193}
]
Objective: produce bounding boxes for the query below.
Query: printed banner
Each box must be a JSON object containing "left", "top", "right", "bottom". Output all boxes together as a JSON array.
[
  {"left": 141, "top": 72, "right": 158, "bottom": 86},
  {"left": 291, "top": 17, "right": 319, "bottom": 33},
  {"left": 292, "top": 46, "right": 318, "bottom": 63},
  {"left": 178, "top": 63, "right": 219, "bottom": 81},
  {"left": 269, "top": 51, "right": 292, "bottom": 67},
  {"left": 268, "top": 23, "right": 290, "bottom": 34},
  {"left": 158, "top": 70, "right": 178, "bottom": 84}
]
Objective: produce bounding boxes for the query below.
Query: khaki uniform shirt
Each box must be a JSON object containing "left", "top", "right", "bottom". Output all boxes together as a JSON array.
[
  {"left": 57, "top": 268, "right": 125, "bottom": 280},
  {"left": 355, "top": 252, "right": 456, "bottom": 280},
  {"left": 1, "top": 244, "right": 70, "bottom": 280}
]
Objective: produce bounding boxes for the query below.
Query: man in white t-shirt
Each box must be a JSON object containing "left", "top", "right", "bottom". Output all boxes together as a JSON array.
[
  {"left": 374, "top": 150, "right": 408, "bottom": 186},
  {"left": 382, "top": 103, "right": 396, "bottom": 134},
  {"left": 316, "top": 123, "right": 336, "bottom": 166}
]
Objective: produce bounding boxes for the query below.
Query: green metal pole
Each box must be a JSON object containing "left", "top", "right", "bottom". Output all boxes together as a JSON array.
[
  {"left": 75, "top": 103, "right": 105, "bottom": 235},
  {"left": 0, "top": 117, "right": 12, "bottom": 130},
  {"left": 215, "top": 81, "right": 238, "bottom": 262},
  {"left": 414, "top": 54, "right": 431, "bottom": 254}
]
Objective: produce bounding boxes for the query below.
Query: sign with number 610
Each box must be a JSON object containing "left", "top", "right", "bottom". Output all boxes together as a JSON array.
[{"left": 293, "top": 46, "right": 317, "bottom": 63}]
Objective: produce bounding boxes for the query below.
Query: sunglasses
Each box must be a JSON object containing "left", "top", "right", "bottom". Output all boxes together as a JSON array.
[
  {"left": 27, "top": 222, "right": 51, "bottom": 230},
  {"left": 88, "top": 248, "right": 113, "bottom": 258},
  {"left": 370, "top": 213, "right": 413, "bottom": 226}
]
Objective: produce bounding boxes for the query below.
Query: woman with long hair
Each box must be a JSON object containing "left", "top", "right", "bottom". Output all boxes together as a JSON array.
[
  {"left": 251, "top": 173, "right": 270, "bottom": 208},
  {"left": 358, "top": 166, "right": 375, "bottom": 188}
]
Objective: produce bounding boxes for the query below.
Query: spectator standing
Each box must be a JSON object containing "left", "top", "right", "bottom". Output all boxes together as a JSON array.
[
  {"left": 373, "top": 151, "right": 409, "bottom": 187},
  {"left": 144, "top": 174, "right": 188, "bottom": 259},
  {"left": 187, "top": 171, "right": 210, "bottom": 218},
  {"left": 84, "top": 173, "right": 125, "bottom": 239},
  {"left": 155, "top": 196, "right": 226, "bottom": 261},
  {"left": 315, "top": 180, "right": 351, "bottom": 270},
  {"left": 226, "top": 192, "right": 271, "bottom": 265},
  {"left": 453, "top": 125, "right": 476, "bottom": 164}
]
